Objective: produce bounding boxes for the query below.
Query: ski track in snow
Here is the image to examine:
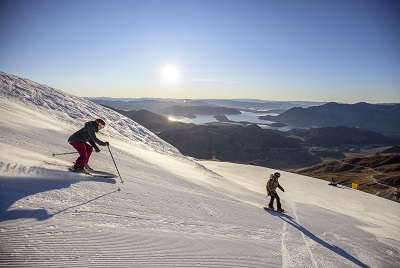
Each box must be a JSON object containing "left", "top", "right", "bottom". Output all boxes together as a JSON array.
[
  {"left": 290, "top": 202, "right": 318, "bottom": 268},
  {"left": 1, "top": 72, "right": 400, "bottom": 267}
]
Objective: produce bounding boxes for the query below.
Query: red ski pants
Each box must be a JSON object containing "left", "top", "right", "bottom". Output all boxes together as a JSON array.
[{"left": 70, "top": 142, "right": 93, "bottom": 168}]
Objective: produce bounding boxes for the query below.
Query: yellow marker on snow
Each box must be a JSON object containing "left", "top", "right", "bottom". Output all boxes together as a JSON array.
[{"left": 352, "top": 183, "right": 358, "bottom": 190}]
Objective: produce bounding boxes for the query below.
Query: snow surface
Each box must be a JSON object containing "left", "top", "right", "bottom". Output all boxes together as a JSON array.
[{"left": 0, "top": 71, "right": 399, "bottom": 267}]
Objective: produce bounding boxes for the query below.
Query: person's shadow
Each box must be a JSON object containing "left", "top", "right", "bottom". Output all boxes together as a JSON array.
[
  {"left": 0, "top": 172, "right": 116, "bottom": 222},
  {"left": 264, "top": 207, "right": 369, "bottom": 268}
]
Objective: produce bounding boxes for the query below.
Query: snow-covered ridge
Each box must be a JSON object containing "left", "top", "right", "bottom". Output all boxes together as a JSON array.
[{"left": 0, "top": 71, "right": 180, "bottom": 156}]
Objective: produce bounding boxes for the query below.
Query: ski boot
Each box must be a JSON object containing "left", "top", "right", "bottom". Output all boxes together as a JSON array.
[
  {"left": 70, "top": 167, "right": 89, "bottom": 174},
  {"left": 84, "top": 164, "right": 94, "bottom": 171}
]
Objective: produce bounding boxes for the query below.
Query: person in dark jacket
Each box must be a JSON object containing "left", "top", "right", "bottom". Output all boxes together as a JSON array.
[
  {"left": 266, "top": 172, "right": 285, "bottom": 212},
  {"left": 68, "top": 119, "right": 109, "bottom": 173}
]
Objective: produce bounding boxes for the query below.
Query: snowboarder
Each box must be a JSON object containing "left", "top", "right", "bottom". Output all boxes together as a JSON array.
[
  {"left": 266, "top": 172, "right": 285, "bottom": 212},
  {"left": 68, "top": 119, "right": 109, "bottom": 173},
  {"left": 329, "top": 177, "right": 337, "bottom": 186}
]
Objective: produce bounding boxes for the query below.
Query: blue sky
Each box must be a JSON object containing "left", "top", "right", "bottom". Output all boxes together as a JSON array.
[{"left": 1, "top": 0, "right": 399, "bottom": 103}]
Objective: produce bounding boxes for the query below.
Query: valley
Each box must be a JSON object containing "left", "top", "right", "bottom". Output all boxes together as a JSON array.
[{"left": 95, "top": 98, "right": 400, "bottom": 202}]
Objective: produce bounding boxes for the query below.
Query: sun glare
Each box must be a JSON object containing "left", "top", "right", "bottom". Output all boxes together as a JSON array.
[
  {"left": 161, "top": 64, "right": 180, "bottom": 83},
  {"left": 168, "top": 116, "right": 178, "bottom": 121}
]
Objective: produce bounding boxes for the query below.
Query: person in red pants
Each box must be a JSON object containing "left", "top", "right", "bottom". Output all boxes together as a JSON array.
[{"left": 68, "top": 119, "right": 109, "bottom": 173}]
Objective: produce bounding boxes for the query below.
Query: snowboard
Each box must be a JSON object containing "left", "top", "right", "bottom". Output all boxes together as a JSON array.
[{"left": 263, "top": 207, "right": 286, "bottom": 214}]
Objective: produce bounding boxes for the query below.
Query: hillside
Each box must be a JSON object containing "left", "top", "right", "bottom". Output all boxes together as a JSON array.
[
  {"left": 158, "top": 124, "right": 320, "bottom": 169},
  {"left": 285, "top": 126, "right": 399, "bottom": 148},
  {"left": 157, "top": 124, "right": 400, "bottom": 169},
  {"left": 1, "top": 72, "right": 399, "bottom": 267},
  {"left": 102, "top": 106, "right": 195, "bottom": 133},
  {"left": 261, "top": 102, "right": 400, "bottom": 135},
  {"left": 295, "top": 154, "right": 400, "bottom": 202}
]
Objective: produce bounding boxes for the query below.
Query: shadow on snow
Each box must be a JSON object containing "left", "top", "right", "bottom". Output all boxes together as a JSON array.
[
  {"left": 0, "top": 173, "right": 116, "bottom": 222},
  {"left": 264, "top": 207, "right": 369, "bottom": 268}
]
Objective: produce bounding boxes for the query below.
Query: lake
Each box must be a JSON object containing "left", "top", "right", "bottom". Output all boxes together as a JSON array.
[{"left": 167, "top": 111, "right": 294, "bottom": 131}]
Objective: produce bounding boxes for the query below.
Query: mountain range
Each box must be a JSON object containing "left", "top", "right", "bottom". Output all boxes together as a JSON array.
[
  {"left": 285, "top": 126, "right": 399, "bottom": 148},
  {"left": 97, "top": 101, "right": 400, "bottom": 173},
  {"left": 90, "top": 98, "right": 324, "bottom": 114},
  {"left": 97, "top": 98, "right": 400, "bottom": 203},
  {"left": 260, "top": 102, "right": 400, "bottom": 135}
]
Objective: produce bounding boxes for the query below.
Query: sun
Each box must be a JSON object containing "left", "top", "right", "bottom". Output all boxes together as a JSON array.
[{"left": 161, "top": 64, "right": 181, "bottom": 83}]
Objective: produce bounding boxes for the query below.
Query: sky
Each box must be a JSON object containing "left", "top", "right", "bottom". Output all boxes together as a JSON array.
[{"left": 1, "top": 0, "right": 399, "bottom": 103}]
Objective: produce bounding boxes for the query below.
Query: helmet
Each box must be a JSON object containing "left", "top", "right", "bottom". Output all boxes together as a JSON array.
[
  {"left": 95, "top": 119, "right": 106, "bottom": 126},
  {"left": 274, "top": 172, "right": 281, "bottom": 178}
]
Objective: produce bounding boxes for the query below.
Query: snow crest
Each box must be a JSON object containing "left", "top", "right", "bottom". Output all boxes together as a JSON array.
[{"left": 0, "top": 71, "right": 180, "bottom": 156}]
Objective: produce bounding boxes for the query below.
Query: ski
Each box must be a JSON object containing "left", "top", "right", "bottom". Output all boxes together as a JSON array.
[
  {"left": 44, "top": 161, "right": 117, "bottom": 179},
  {"left": 84, "top": 170, "right": 118, "bottom": 178},
  {"left": 68, "top": 167, "right": 117, "bottom": 178}
]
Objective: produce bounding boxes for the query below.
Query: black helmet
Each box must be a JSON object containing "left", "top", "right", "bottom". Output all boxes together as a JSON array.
[
  {"left": 274, "top": 172, "right": 281, "bottom": 178},
  {"left": 95, "top": 119, "right": 106, "bottom": 126}
]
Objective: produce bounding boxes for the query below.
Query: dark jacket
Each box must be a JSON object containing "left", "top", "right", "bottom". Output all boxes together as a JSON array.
[
  {"left": 266, "top": 174, "right": 284, "bottom": 196},
  {"left": 68, "top": 121, "right": 107, "bottom": 150}
]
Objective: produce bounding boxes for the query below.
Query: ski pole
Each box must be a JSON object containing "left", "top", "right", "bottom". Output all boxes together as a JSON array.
[
  {"left": 108, "top": 146, "right": 123, "bottom": 183},
  {"left": 52, "top": 152, "right": 78, "bottom": 157}
]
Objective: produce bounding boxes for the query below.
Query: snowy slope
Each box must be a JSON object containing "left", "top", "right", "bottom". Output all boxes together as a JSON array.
[{"left": 0, "top": 72, "right": 399, "bottom": 267}]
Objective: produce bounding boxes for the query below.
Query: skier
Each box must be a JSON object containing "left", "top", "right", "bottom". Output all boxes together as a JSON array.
[
  {"left": 266, "top": 172, "right": 285, "bottom": 212},
  {"left": 68, "top": 119, "right": 109, "bottom": 173}
]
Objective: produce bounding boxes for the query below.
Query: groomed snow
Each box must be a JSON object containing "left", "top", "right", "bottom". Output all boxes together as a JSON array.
[{"left": 1, "top": 72, "right": 399, "bottom": 267}]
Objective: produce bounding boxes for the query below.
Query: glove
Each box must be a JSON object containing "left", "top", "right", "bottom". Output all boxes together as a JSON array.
[{"left": 104, "top": 141, "right": 109, "bottom": 147}]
